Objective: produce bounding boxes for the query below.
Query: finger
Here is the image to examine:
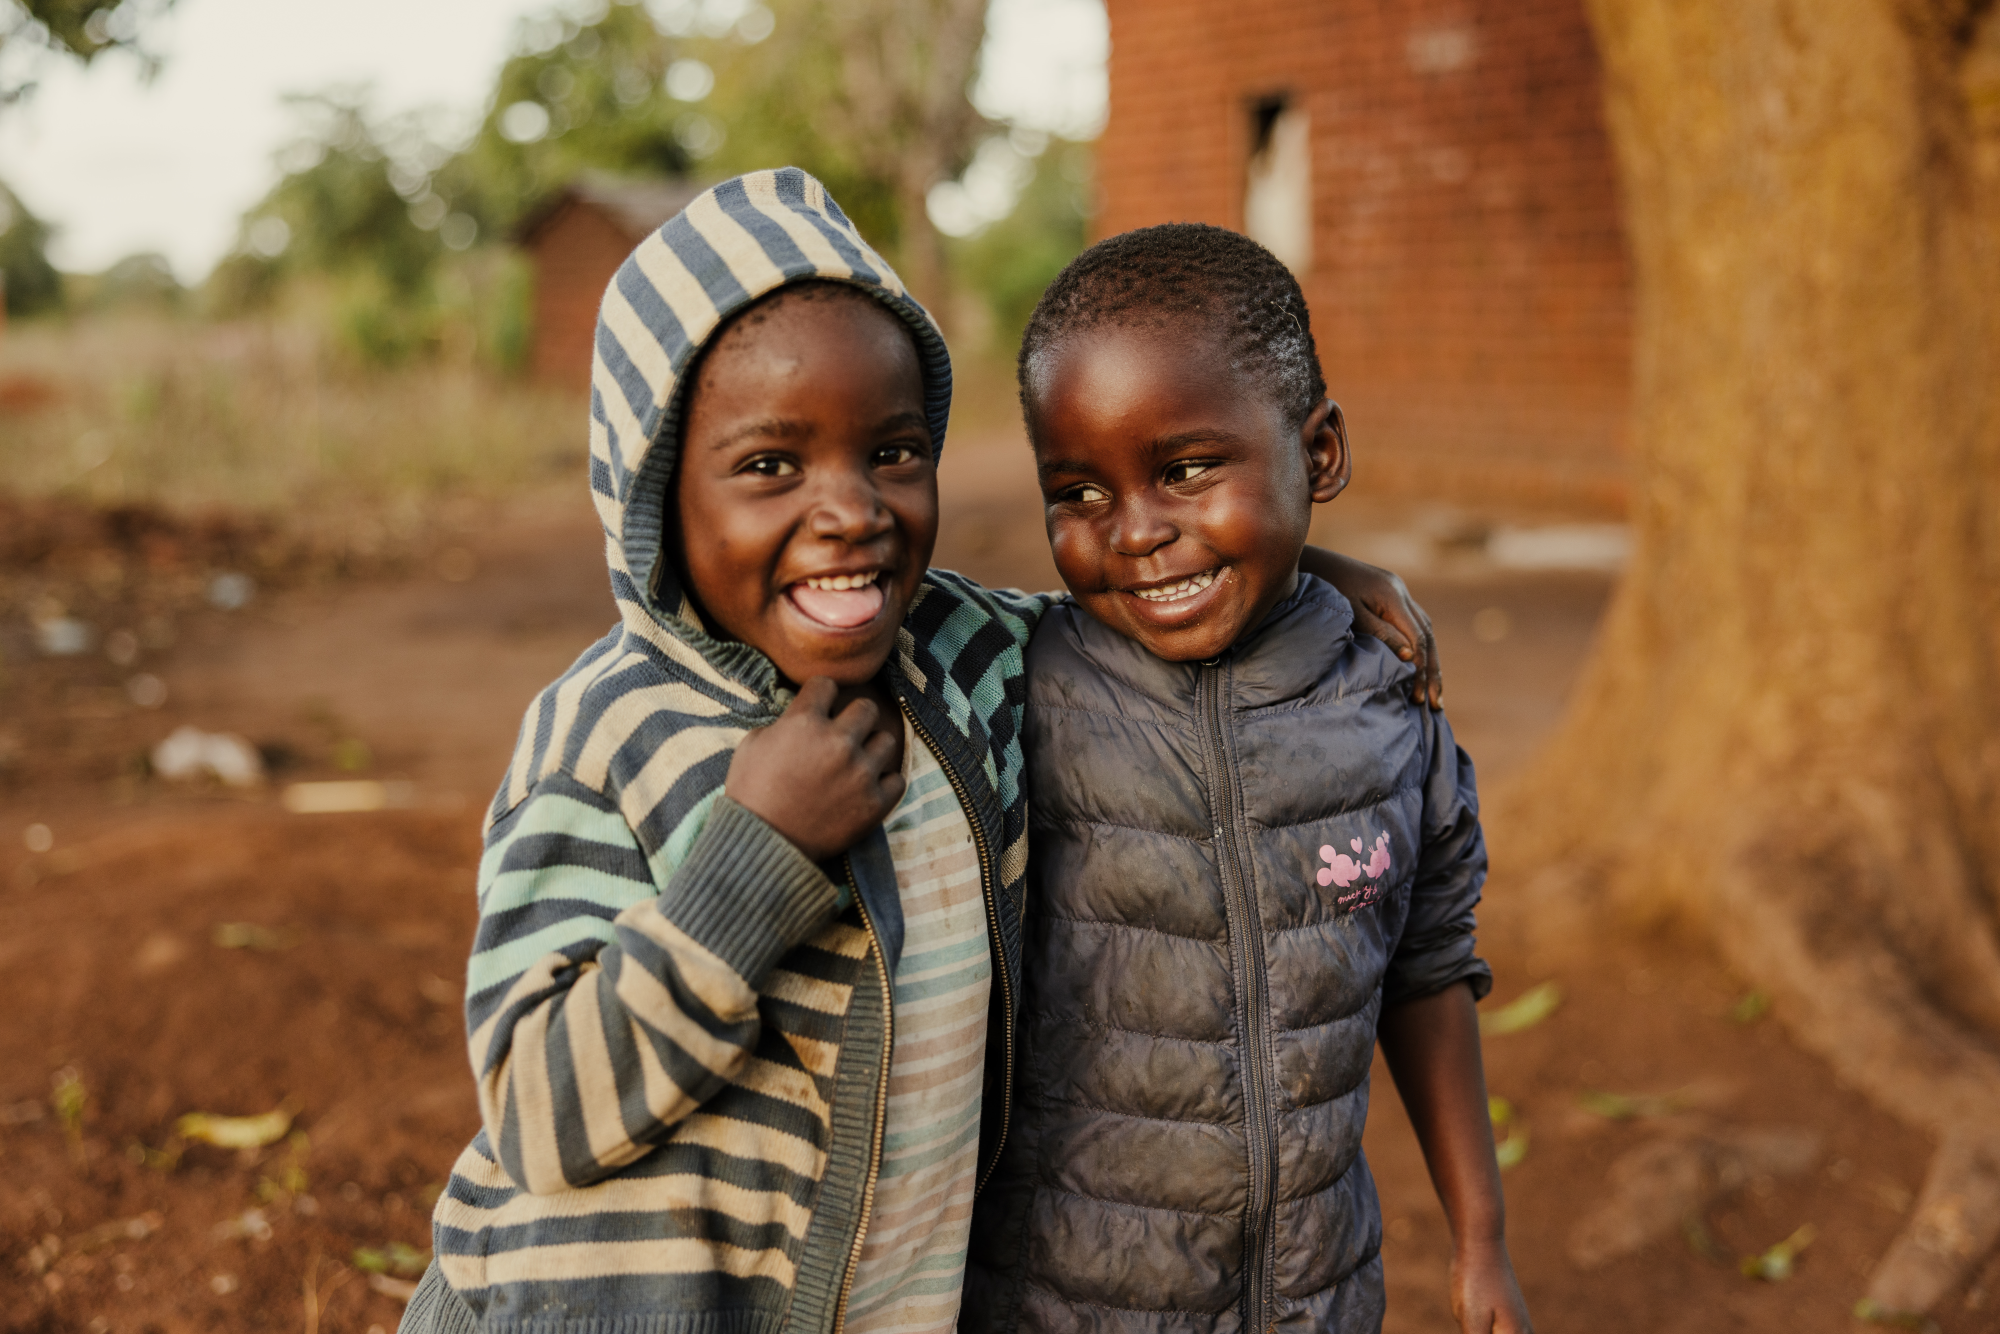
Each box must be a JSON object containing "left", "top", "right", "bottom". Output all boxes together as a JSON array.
[
  {"left": 875, "top": 770, "right": 908, "bottom": 812},
  {"left": 1397, "top": 610, "right": 1431, "bottom": 705},
  {"left": 1352, "top": 601, "right": 1416, "bottom": 660},
  {"left": 833, "top": 694, "right": 883, "bottom": 741},
  {"left": 1425, "top": 625, "right": 1444, "bottom": 709},
  {"left": 861, "top": 727, "right": 902, "bottom": 776},
  {"left": 790, "top": 676, "right": 839, "bottom": 717},
  {"left": 1369, "top": 584, "right": 1427, "bottom": 662}
]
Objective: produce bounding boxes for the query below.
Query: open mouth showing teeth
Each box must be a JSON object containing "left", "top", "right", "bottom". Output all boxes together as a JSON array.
[
  {"left": 799, "top": 572, "right": 880, "bottom": 592},
  {"left": 788, "top": 570, "right": 887, "bottom": 629},
  {"left": 1131, "top": 569, "right": 1220, "bottom": 603}
]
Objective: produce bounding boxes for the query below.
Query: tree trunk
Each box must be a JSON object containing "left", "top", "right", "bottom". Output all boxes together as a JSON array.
[
  {"left": 819, "top": 0, "right": 990, "bottom": 318},
  {"left": 892, "top": 158, "right": 951, "bottom": 316},
  {"left": 1512, "top": 0, "right": 2000, "bottom": 1313}
]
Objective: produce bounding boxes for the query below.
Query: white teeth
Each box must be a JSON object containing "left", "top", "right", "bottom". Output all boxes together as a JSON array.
[
  {"left": 801, "top": 572, "right": 879, "bottom": 591},
  {"left": 1133, "top": 570, "right": 1219, "bottom": 603}
]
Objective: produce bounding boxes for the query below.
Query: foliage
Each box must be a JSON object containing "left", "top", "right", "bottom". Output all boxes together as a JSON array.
[
  {"left": 68, "top": 250, "right": 179, "bottom": 311},
  {"left": 240, "top": 95, "right": 449, "bottom": 299},
  {"left": 215, "top": 95, "right": 534, "bottom": 369},
  {"left": 695, "top": 2, "right": 902, "bottom": 249},
  {"left": 0, "top": 176, "right": 60, "bottom": 314},
  {"left": 198, "top": 0, "right": 1083, "bottom": 368},
  {"left": 944, "top": 137, "right": 1091, "bottom": 346},
  {"left": 0, "top": 311, "right": 579, "bottom": 511},
  {"left": 437, "top": 0, "right": 695, "bottom": 239},
  {"left": 1, "top": 0, "right": 174, "bottom": 102}
]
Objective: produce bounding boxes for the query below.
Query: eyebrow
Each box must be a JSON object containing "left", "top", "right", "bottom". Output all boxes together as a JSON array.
[
  {"left": 874, "top": 410, "right": 931, "bottom": 439},
  {"left": 709, "top": 410, "right": 931, "bottom": 453},
  {"left": 1036, "top": 429, "right": 1248, "bottom": 481},
  {"left": 710, "top": 418, "right": 810, "bottom": 451}
]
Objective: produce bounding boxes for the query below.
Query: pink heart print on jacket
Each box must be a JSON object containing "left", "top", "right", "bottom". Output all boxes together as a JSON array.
[{"left": 1317, "top": 832, "right": 1392, "bottom": 910}]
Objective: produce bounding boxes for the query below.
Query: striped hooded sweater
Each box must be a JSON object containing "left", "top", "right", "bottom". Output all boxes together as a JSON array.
[{"left": 428, "top": 169, "right": 1052, "bottom": 1332}]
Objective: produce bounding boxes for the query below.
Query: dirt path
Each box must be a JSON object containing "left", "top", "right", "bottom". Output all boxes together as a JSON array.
[{"left": 3, "top": 434, "right": 1987, "bottom": 1331}]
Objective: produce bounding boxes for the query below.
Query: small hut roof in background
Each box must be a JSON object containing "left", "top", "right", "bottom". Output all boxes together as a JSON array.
[{"left": 515, "top": 174, "right": 706, "bottom": 248}]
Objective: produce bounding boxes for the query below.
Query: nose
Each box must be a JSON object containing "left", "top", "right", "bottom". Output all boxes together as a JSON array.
[
  {"left": 807, "top": 463, "right": 891, "bottom": 545},
  {"left": 1109, "top": 492, "right": 1177, "bottom": 558}
]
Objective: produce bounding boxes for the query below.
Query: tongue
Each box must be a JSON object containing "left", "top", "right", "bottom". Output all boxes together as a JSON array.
[{"left": 789, "top": 581, "right": 885, "bottom": 629}]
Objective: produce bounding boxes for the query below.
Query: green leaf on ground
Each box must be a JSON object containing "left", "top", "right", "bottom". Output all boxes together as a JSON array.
[
  {"left": 1578, "top": 1088, "right": 1688, "bottom": 1120},
  {"left": 1731, "top": 990, "right": 1770, "bottom": 1024},
  {"left": 51, "top": 1068, "right": 86, "bottom": 1139},
  {"left": 1480, "top": 982, "right": 1562, "bottom": 1035},
  {"left": 1740, "top": 1223, "right": 1815, "bottom": 1280},
  {"left": 1852, "top": 1299, "right": 1942, "bottom": 1332},
  {"left": 355, "top": 1241, "right": 430, "bottom": 1276},
  {"left": 213, "top": 922, "right": 297, "bottom": 951},
  {"left": 1488, "top": 1096, "right": 1528, "bottom": 1169},
  {"left": 175, "top": 1104, "right": 294, "bottom": 1149}
]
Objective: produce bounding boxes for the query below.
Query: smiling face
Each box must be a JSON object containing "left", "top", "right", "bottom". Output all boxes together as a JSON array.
[
  {"left": 1028, "top": 322, "right": 1349, "bottom": 662},
  {"left": 674, "top": 285, "right": 937, "bottom": 687}
]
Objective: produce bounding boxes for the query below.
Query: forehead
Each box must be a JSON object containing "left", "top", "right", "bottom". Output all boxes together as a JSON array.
[
  {"left": 699, "top": 285, "right": 921, "bottom": 397},
  {"left": 1027, "top": 321, "right": 1280, "bottom": 449}
]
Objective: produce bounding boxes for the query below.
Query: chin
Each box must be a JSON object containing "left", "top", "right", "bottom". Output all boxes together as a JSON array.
[
  {"left": 1086, "top": 600, "right": 1246, "bottom": 664},
  {"left": 774, "top": 637, "right": 897, "bottom": 687},
  {"left": 1141, "top": 633, "right": 1233, "bottom": 663}
]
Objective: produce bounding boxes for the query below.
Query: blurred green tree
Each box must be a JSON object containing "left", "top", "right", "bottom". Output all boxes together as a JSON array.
[
  {"left": 247, "top": 95, "right": 446, "bottom": 296},
  {"left": 944, "top": 136, "right": 1091, "bottom": 346},
  {"left": 217, "top": 95, "right": 497, "bottom": 364},
  {"left": 72, "top": 250, "right": 179, "bottom": 310},
  {"left": 1, "top": 0, "right": 175, "bottom": 102},
  {"left": 704, "top": 0, "right": 992, "bottom": 310},
  {"left": 438, "top": 1, "right": 693, "bottom": 239},
  {"left": 0, "top": 177, "right": 61, "bottom": 315},
  {"left": 208, "top": 0, "right": 1078, "bottom": 365}
]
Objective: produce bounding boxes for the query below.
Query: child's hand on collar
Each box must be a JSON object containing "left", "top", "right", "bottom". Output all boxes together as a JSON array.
[{"left": 726, "top": 676, "right": 904, "bottom": 862}]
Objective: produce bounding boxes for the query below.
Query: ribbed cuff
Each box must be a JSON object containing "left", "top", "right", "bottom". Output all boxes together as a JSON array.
[{"left": 660, "top": 796, "right": 840, "bottom": 986}]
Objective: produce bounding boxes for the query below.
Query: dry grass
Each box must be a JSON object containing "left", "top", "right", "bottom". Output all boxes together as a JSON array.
[{"left": 0, "top": 312, "right": 584, "bottom": 520}]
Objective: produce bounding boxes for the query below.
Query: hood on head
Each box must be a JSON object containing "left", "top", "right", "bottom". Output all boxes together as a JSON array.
[{"left": 585, "top": 167, "right": 953, "bottom": 641}]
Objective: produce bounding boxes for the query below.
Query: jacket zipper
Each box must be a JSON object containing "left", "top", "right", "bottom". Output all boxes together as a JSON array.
[
  {"left": 832, "top": 857, "right": 895, "bottom": 1332},
  {"left": 899, "top": 700, "right": 1014, "bottom": 1195},
  {"left": 1200, "top": 663, "right": 1278, "bottom": 1331}
]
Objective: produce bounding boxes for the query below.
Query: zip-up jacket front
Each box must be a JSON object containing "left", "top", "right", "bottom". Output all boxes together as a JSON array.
[
  {"left": 424, "top": 168, "right": 1054, "bottom": 1334},
  {"left": 965, "top": 577, "right": 1491, "bottom": 1333}
]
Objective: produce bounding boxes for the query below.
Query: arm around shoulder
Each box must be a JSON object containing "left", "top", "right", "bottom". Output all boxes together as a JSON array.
[{"left": 466, "top": 779, "right": 841, "bottom": 1195}]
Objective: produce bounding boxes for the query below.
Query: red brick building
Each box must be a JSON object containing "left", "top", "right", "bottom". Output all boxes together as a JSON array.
[
  {"left": 517, "top": 177, "right": 703, "bottom": 393},
  {"left": 1100, "top": 1, "right": 1631, "bottom": 513}
]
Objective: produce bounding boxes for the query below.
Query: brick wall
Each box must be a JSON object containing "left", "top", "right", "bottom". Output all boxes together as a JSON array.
[
  {"left": 527, "top": 202, "right": 639, "bottom": 395},
  {"left": 1100, "top": 0, "right": 1632, "bottom": 515}
]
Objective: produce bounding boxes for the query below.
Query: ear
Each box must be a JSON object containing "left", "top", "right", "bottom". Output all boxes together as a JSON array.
[{"left": 1301, "top": 398, "right": 1350, "bottom": 503}]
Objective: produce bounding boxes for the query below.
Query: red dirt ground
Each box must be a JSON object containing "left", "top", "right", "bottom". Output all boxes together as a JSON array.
[{"left": 3, "top": 433, "right": 1993, "bottom": 1332}]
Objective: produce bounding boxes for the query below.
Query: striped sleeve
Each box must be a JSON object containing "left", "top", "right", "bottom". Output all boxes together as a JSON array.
[
  {"left": 466, "top": 775, "right": 841, "bottom": 1195},
  {"left": 923, "top": 570, "right": 1066, "bottom": 648}
]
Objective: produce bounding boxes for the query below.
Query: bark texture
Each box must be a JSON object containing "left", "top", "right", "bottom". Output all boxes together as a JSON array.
[{"left": 1514, "top": 0, "right": 2000, "bottom": 1312}]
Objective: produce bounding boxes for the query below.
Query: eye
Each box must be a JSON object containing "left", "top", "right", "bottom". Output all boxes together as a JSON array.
[
  {"left": 871, "top": 442, "right": 929, "bottom": 468},
  {"left": 739, "top": 454, "right": 799, "bottom": 478},
  {"left": 1058, "top": 482, "right": 1109, "bottom": 504},
  {"left": 1164, "top": 460, "right": 1218, "bottom": 485}
]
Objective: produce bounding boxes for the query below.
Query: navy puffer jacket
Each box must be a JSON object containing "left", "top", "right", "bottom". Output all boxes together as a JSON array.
[{"left": 966, "top": 575, "right": 1491, "bottom": 1334}]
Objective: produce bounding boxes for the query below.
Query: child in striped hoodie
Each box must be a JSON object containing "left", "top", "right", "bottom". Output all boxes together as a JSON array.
[{"left": 401, "top": 170, "right": 1436, "bottom": 1334}]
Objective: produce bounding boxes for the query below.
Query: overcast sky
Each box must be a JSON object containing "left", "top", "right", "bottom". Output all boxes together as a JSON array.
[{"left": 0, "top": 0, "right": 1106, "bottom": 281}]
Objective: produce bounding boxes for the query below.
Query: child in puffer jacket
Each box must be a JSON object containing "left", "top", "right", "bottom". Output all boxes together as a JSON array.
[{"left": 964, "top": 224, "right": 1533, "bottom": 1333}]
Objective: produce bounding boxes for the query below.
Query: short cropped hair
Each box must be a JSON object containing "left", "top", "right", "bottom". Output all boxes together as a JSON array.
[{"left": 1018, "top": 222, "right": 1326, "bottom": 431}]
